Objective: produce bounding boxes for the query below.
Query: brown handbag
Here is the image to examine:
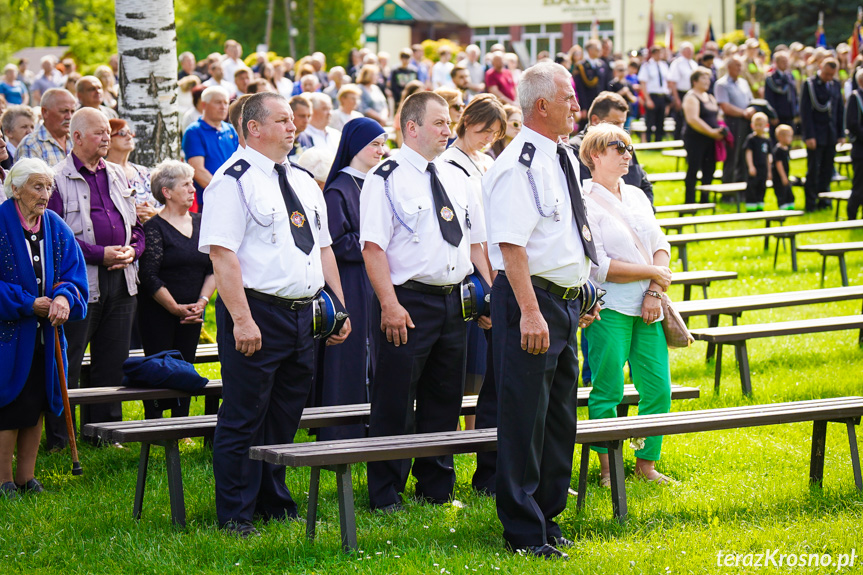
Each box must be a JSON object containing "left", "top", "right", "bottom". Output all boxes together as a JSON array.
[{"left": 587, "top": 189, "right": 694, "bottom": 348}]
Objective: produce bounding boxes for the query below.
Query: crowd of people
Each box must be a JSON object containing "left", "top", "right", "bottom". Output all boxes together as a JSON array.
[{"left": 0, "top": 32, "right": 860, "bottom": 557}]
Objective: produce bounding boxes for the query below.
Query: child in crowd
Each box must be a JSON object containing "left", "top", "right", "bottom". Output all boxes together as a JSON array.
[
  {"left": 744, "top": 112, "right": 772, "bottom": 211},
  {"left": 772, "top": 124, "right": 796, "bottom": 210}
]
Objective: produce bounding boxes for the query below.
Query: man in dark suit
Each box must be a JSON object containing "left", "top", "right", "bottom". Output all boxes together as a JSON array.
[{"left": 800, "top": 58, "right": 844, "bottom": 212}]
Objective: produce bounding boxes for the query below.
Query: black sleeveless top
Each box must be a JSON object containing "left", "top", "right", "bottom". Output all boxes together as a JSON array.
[{"left": 685, "top": 93, "right": 719, "bottom": 141}]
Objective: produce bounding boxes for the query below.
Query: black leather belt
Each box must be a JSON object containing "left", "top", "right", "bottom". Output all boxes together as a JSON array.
[
  {"left": 244, "top": 288, "right": 318, "bottom": 310},
  {"left": 400, "top": 280, "right": 458, "bottom": 295},
  {"left": 499, "top": 271, "right": 582, "bottom": 301}
]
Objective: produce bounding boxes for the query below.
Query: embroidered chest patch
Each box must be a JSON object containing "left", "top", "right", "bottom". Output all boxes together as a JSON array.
[
  {"left": 440, "top": 206, "right": 454, "bottom": 222},
  {"left": 291, "top": 211, "right": 306, "bottom": 228}
]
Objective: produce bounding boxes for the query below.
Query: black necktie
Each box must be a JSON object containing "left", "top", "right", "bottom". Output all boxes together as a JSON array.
[
  {"left": 557, "top": 145, "right": 597, "bottom": 265},
  {"left": 274, "top": 163, "right": 315, "bottom": 255},
  {"left": 426, "top": 162, "right": 463, "bottom": 247}
]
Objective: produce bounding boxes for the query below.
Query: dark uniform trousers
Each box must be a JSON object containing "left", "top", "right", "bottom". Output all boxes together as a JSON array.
[
  {"left": 213, "top": 295, "right": 314, "bottom": 525},
  {"left": 471, "top": 327, "right": 497, "bottom": 494},
  {"left": 492, "top": 274, "right": 580, "bottom": 548},
  {"left": 46, "top": 267, "right": 135, "bottom": 448},
  {"left": 722, "top": 117, "right": 751, "bottom": 184},
  {"left": 367, "top": 285, "right": 466, "bottom": 509},
  {"left": 646, "top": 94, "right": 668, "bottom": 142},
  {"left": 851, "top": 156, "right": 863, "bottom": 219},
  {"left": 805, "top": 143, "right": 836, "bottom": 211}
]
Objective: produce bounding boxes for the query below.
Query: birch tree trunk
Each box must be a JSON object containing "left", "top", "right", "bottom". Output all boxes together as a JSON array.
[{"left": 115, "top": 0, "right": 179, "bottom": 166}]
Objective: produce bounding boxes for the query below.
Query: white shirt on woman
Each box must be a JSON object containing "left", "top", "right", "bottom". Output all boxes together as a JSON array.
[{"left": 584, "top": 179, "right": 670, "bottom": 318}]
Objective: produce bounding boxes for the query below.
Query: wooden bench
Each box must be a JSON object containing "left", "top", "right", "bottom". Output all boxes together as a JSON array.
[
  {"left": 658, "top": 211, "right": 804, "bottom": 241},
  {"left": 661, "top": 148, "right": 688, "bottom": 170},
  {"left": 252, "top": 396, "right": 862, "bottom": 550},
  {"left": 695, "top": 182, "right": 780, "bottom": 213},
  {"left": 84, "top": 385, "right": 699, "bottom": 529},
  {"left": 646, "top": 169, "right": 722, "bottom": 184},
  {"left": 798, "top": 241, "right": 863, "bottom": 287},
  {"left": 631, "top": 139, "right": 683, "bottom": 152},
  {"left": 68, "top": 380, "right": 223, "bottom": 417},
  {"left": 654, "top": 202, "right": 716, "bottom": 216},
  {"left": 81, "top": 343, "right": 221, "bottom": 369},
  {"left": 674, "top": 286, "right": 863, "bottom": 360},
  {"left": 819, "top": 190, "right": 852, "bottom": 221},
  {"left": 671, "top": 270, "right": 738, "bottom": 300},
  {"left": 667, "top": 219, "right": 863, "bottom": 271},
  {"left": 690, "top": 315, "right": 863, "bottom": 394},
  {"left": 835, "top": 155, "right": 852, "bottom": 177},
  {"left": 787, "top": 143, "right": 850, "bottom": 161}
]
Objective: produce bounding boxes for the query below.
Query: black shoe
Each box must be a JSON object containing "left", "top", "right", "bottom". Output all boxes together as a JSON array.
[
  {"left": 507, "top": 543, "right": 568, "bottom": 559},
  {"left": 548, "top": 536, "right": 575, "bottom": 548},
  {"left": 221, "top": 521, "right": 259, "bottom": 538},
  {"left": 1, "top": 481, "right": 20, "bottom": 500},
  {"left": 373, "top": 501, "right": 404, "bottom": 514},
  {"left": 16, "top": 478, "right": 44, "bottom": 494}
]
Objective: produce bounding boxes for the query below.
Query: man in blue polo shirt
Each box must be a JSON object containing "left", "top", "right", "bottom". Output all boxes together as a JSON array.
[{"left": 182, "top": 86, "right": 238, "bottom": 209}]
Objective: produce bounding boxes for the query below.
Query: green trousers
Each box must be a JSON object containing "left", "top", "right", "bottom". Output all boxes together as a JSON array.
[{"left": 584, "top": 309, "right": 671, "bottom": 461}]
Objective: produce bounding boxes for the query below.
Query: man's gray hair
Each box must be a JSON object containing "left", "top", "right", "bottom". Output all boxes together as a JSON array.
[
  {"left": 69, "top": 107, "right": 107, "bottom": 139},
  {"left": 179, "top": 51, "right": 195, "bottom": 64},
  {"left": 40, "top": 88, "right": 74, "bottom": 110},
  {"left": 1, "top": 105, "right": 35, "bottom": 133},
  {"left": 307, "top": 92, "right": 331, "bottom": 109},
  {"left": 40, "top": 55, "right": 57, "bottom": 66},
  {"left": 201, "top": 85, "right": 230, "bottom": 103},
  {"left": 4, "top": 158, "right": 54, "bottom": 199},
  {"left": 150, "top": 159, "right": 195, "bottom": 204},
  {"left": 74, "top": 75, "right": 101, "bottom": 93},
  {"left": 242, "top": 92, "right": 288, "bottom": 139},
  {"left": 518, "top": 62, "right": 571, "bottom": 120}
]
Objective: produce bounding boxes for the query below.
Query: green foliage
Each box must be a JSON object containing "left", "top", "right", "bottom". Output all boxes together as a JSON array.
[
  {"left": 420, "top": 38, "right": 462, "bottom": 63},
  {"left": 738, "top": 0, "right": 863, "bottom": 48},
  {"left": 58, "top": 0, "right": 116, "bottom": 73},
  {"left": 0, "top": 0, "right": 59, "bottom": 63},
  {"left": 174, "top": 0, "right": 362, "bottom": 67}
]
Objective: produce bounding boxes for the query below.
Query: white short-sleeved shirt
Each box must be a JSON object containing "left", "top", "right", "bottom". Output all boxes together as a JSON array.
[
  {"left": 304, "top": 125, "right": 341, "bottom": 154},
  {"left": 667, "top": 56, "right": 698, "bottom": 92},
  {"left": 439, "top": 145, "right": 494, "bottom": 213},
  {"left": 638, "top": 59, "right": 670, "bottom": 95},
  {"left": 583, "top": 180, "right": 671, "bottom": 318},
  {"left": 199, "top": 145, "right": 332, "bottom": 299},
  {"left": 483, "top": 126, "right": 591, "bottom": 288},
  {"left": 359, "top": 144, "right": 485, "bottom": 286}
]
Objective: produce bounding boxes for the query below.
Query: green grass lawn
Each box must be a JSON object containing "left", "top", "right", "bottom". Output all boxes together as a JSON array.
[{"left": 3, "top": 149, "right": 863, "bottom": 574}]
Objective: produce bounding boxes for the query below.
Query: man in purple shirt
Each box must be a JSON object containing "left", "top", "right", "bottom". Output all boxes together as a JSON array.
[{"left": 47, "top": 108, "right": 144, "bottom": 448}]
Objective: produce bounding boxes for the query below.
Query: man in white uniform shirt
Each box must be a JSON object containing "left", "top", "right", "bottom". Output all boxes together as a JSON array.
[
  {"left": 360, "top": 91, "right": 491, "bottom": 512},
  {"left": 304, "top": 93, "right": 341, "bottom": 153},
  {"left": 667, "top": 42, "right": 698, "bottom": 140},
  {"left": 483, "top": 62, "right": 600, "bottom": 559},
  {"left": 638, "top": 46, "right": 671, "bottom": 142},
  {"left": 199, "top": 92, "right": 350, "bottom": 537}
]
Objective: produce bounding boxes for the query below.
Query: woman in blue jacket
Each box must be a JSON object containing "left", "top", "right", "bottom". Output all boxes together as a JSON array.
[{"left": 0, "top": 158, "right": 88, "bottom": 498}]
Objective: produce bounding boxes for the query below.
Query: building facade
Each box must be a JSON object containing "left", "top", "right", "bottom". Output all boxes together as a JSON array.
[{"left": 364, "top": 0, "right": 735, "bottom": 63}]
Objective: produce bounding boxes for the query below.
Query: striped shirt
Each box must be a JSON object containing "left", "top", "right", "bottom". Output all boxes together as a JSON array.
[{"left": 15, "top": 123, "right": 72, "bottom": 167}]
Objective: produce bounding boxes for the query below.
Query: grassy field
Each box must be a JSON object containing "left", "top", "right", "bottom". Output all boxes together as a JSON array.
[{"left": 2, "top": 148, "right": 863, "bottom": 574}]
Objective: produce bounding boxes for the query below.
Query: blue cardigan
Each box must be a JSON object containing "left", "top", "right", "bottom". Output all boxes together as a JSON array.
[{"left": 0, "top": 200, "right": 88, "bottom": 415}]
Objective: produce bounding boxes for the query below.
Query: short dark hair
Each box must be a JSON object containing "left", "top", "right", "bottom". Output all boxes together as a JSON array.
[
  {"left": 587, "top": 91, "right": 629, "bottom": 121},
  {"left": 455, "top": 93, "right": 506, "bottom": 140},
  {"left": 399, "top": 91, "right": 447, "bottom": 135},
  {"left": 229, "top": 94, "right": 254, "bottom": 135},
  {"left": 242, "top": 92, "right": 287, "bottom": 139},
  {"left": 246, "top": 79, "right": 270, "bottom": 94},
  {"left": 450, "top": 63, "right": 468, "bottom": 79}
]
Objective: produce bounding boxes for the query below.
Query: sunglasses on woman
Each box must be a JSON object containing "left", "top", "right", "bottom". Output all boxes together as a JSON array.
[
  {"left": 111, "top": 129, "right": 135, "bottom": 138},
  {"left": 607, "top": 140, "right": 634, "bottom": 155}
]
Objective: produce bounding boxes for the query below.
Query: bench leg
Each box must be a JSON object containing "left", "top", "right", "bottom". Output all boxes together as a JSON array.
[
  {"left": 835, "top": 199, "right": 841, "bottom": 221},
  {"left": 702, "top": 284, "right": 709, "bottom": 300},
  {"left": 164, "top": 440, "right": 186, "bottom": 528},
  {"left": 713, "top": 343, "right": 723, "bottom": 392},
  {"left": 204, "top": 395, "right": 219, "bottom": 416},
  {"left": 683, "top": 285, "right": 692, "bottom": 301},
  {"left": 576, "top": 444, "right": 589, "bottom": 512},
  {"left": 773, "top": 236, "right": 780, "bottom": 269},
  {"left": 790, "top": 236, "right": 798, "bottom": 272},
  {"left": 839, "top": 255, "right": 849, "bottom": 287},
  {"left": 335, "top": 463, "right": 358, "bottom": 553},
  {"left": 679, "top": 245, "right": 689, "bottom": 272},
  {"left": 846, "top": 422, "right": 863, "bottom": 491},
  {"left": 705, "top": 315, "right": 720, "bottom": 361},
  {"left": 616, "top": 404, "right": 631, "bottom": 418},
  {"left": 307, "top": 466, "right": 321, "bottom": 541},
  {"left": 810, "top": 420, "right": 827, "bottom": 489},
  {"left": 133, "top": 442, "right": 151, "bottom": 520},
  {"left": 820, "top": 256, "right": 827, "bottom": 288},
  {"left": 607, "top": 441, "right": 627, "bottom": 523},
  {"left": 735, "top": 343, "right": 752, "bottom": 395}
]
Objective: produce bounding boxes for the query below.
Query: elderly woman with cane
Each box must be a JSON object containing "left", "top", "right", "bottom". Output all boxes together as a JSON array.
[
  {"left": 579, "top": 124, "right": 676, "bottom": 486},
  {"left": 0, "top": 158, "right": 88, "bottom": 498}
]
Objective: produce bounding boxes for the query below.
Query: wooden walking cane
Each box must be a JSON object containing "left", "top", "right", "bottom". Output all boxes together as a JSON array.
[{"left": 54, "top": 326, "right": 82, "bottom": 475}]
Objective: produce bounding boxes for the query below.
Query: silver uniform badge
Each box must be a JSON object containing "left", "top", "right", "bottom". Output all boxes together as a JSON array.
[{"left": 582, "top": 225, "right": 592, "bottom": 242}]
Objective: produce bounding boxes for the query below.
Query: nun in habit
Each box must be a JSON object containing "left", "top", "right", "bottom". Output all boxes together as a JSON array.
[{"left": 313, "top": 118, "right": 387, "bottom": 441}]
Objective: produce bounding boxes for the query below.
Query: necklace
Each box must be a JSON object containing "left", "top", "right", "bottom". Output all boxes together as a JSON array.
[{"left": 349, "top": 174, "right": 364, "bottom": 193}]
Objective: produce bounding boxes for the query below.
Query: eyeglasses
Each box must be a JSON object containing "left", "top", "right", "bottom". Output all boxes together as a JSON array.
[
  {"left": 111, "top": 129, "right": 135, "bottom": 138},
  {"left": 450, "top": 103, "right": 464, "bottom": 112},
  {"left": 607, "top": 140, "right": 634, "bottom": 155}
]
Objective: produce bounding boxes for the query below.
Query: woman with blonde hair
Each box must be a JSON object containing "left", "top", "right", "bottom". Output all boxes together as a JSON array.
[
  {"left": 579, "top": 123, "right": 675, "bottom": 486},
  {"left": 356, "top": 64, "right": 389, "bottom": 126}
]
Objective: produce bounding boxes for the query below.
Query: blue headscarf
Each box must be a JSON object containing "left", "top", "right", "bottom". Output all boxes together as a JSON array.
[{"left": 324, "top": 117, "right": 386, "bottom": 189}]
